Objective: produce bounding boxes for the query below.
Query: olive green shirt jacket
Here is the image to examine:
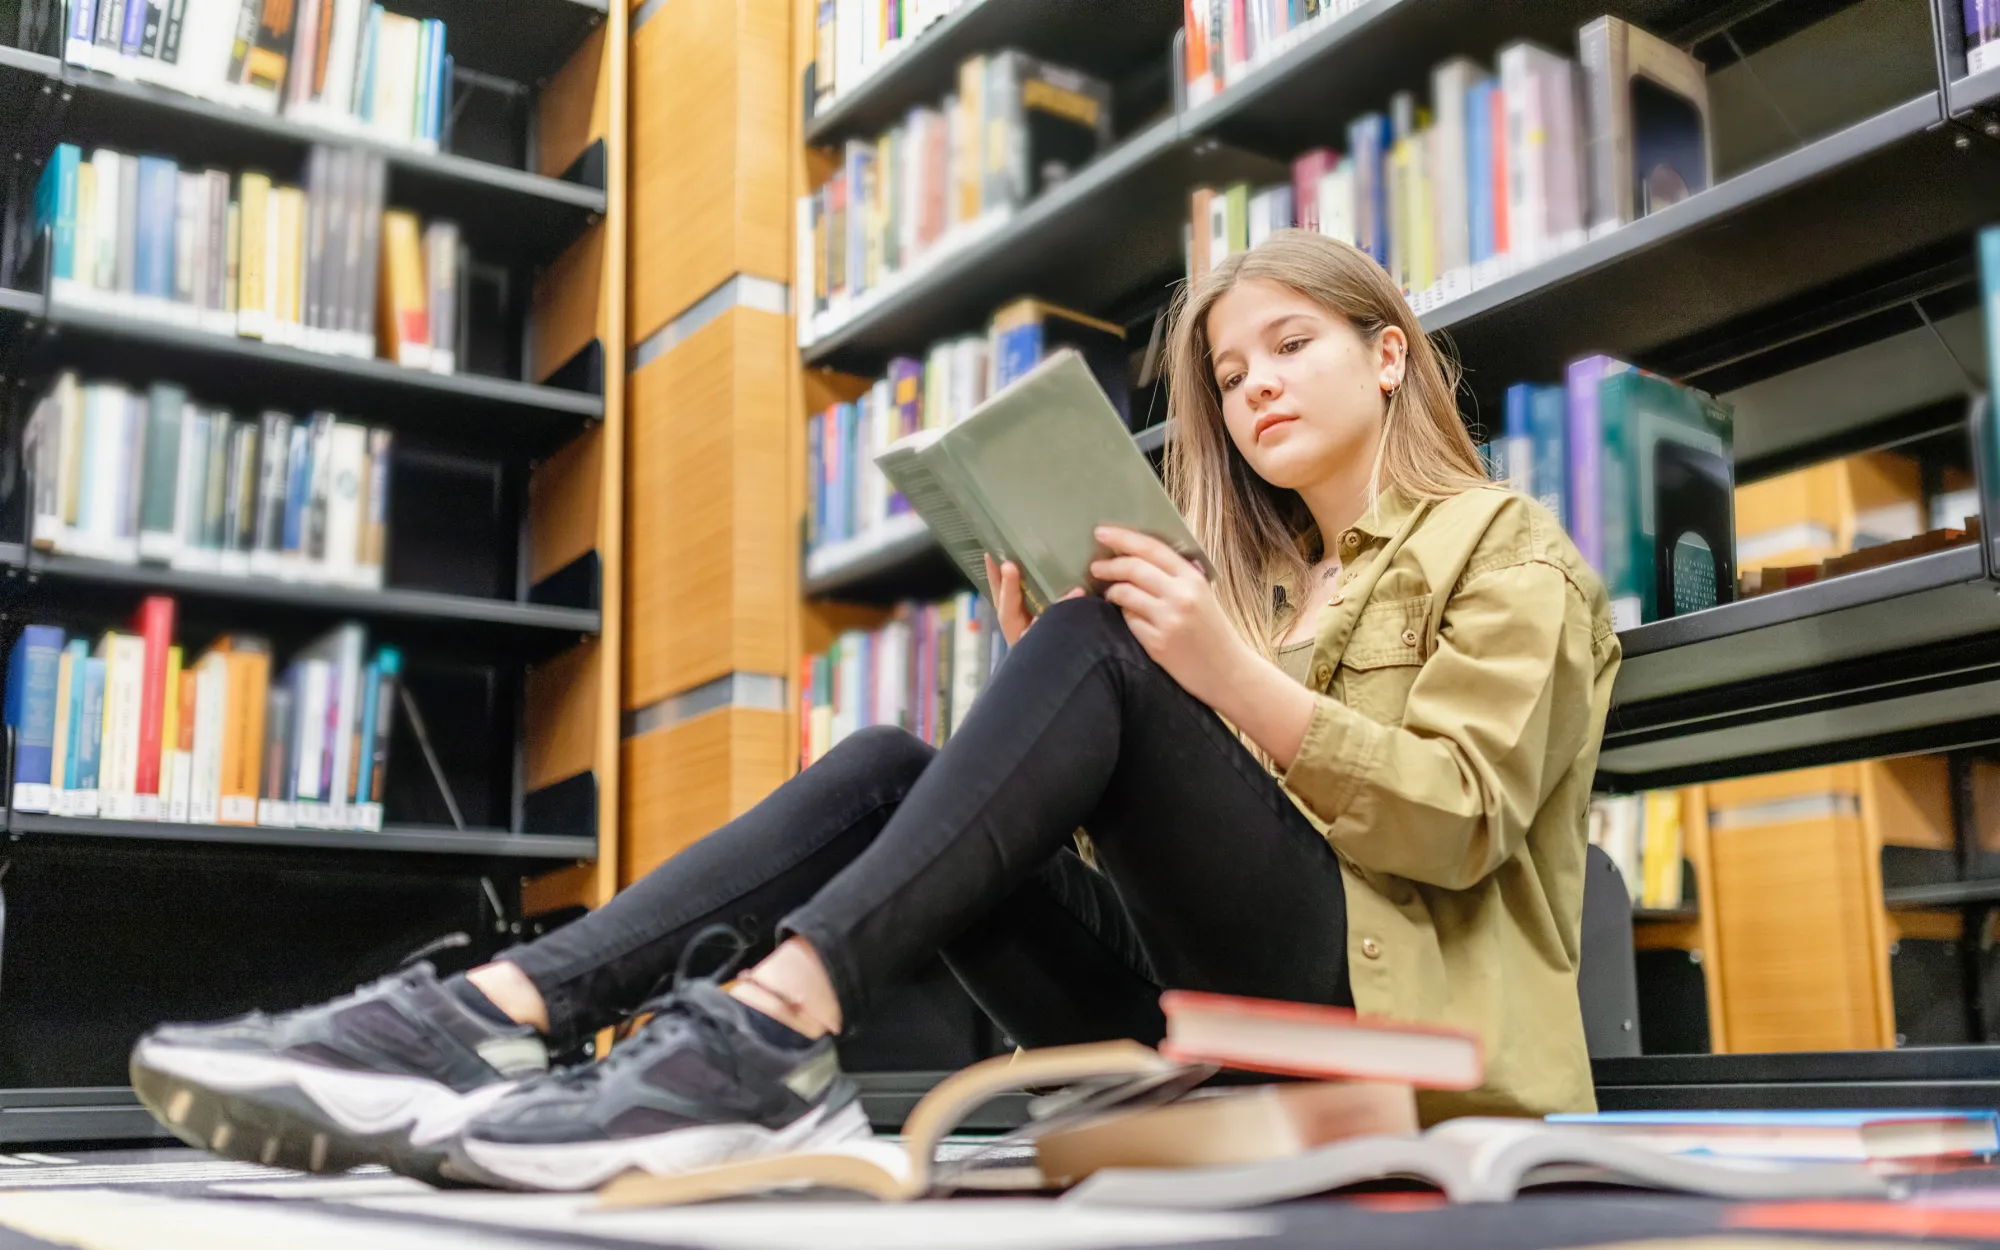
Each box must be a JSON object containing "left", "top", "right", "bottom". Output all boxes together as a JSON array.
[{"left": 1279, "top": 484, "right": 1620, "bottom": 1123}]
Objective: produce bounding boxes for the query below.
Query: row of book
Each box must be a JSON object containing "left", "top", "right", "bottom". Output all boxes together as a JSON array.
[
  {"left": 806, "top": 297, "right": 1128, "bottom": 559},
  {"left": 4, "top": 602, "right": 401, "bottom": 833},
  {"left": 1189, "top": 16, "right": 1711, "bottom": 314},
  {"left": 35, "top": 142, "right": 462, "bottom": 372},
  {"left": 64, "top": 0, "right": 453, "bottom": 150},
  {"left": 1183, "top": 0, "right": 1350, "bottom": 107},
  {"left": 811, "top": 0, "right": 972, "bottom": 113},
  {"left": 1589, "top": 790, "right": 1687, "bottom": 911},
  {"left": 1480, "top": 358, "right": 1734, "bottom": 631},
  {"left": 23, "top": 372, "right": 392, "bottom": 590},
  {"left": 801, "top": 592, "right": 1006, "bottom": 768},
  {"left": 797, "top": 49, "right": 1114, "bottom": 338}
]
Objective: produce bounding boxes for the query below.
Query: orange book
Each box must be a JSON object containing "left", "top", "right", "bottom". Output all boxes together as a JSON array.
[
  {"left": 1490, "top": 86, "right": 1509, "bottom": 255},
  {"left": 1159, "top": 990, "right": 1483, "bottom": 1089},
  {"left": 212, "top": 639, "right": 271, "bottom": 826},
  {"left": 377, "top": 210, "right": 430, "bottom": 366},
  {"left": 1189, "top": 187, "right": 1214, "bottom": 282}
]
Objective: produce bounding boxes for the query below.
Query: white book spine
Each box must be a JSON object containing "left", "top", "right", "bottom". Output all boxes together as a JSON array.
[{"left": 322, "top": 422, "right": 366, "bottom": 584}]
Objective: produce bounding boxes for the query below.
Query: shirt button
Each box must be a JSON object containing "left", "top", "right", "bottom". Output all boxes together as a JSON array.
[
  {"left": 1341, "top": 531, "right": 1361, "bottom": 551},
  {"left": 1361, "top": 938, "right": 1382, "bottom": 960},
  {"left": 1401, "top": 629, "right": 1418, "bottom": 647},
  {"left": 1331, "top": 594, "right": 1344, "bottom": 606},
  {"left": 1311, "top": 662, "right": 1332, "bottom": 688}
]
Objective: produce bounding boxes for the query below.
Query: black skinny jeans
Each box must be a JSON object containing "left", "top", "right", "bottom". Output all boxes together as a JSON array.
[{"left": 506, "top": 597, "right": 1352, "bottom": 1053}]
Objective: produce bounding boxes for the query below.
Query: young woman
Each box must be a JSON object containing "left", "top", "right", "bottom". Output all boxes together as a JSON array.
[{"left": 132, "top": 230, "right": 1619, "bottom": 1192}]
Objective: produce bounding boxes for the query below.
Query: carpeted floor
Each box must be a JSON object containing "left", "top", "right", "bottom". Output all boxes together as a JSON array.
[{"left": 0, "top": 1147, "right": 1997, "bottom": 1250}]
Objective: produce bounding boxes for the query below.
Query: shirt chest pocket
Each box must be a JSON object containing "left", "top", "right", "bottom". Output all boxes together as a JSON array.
[{"left": 1334, "top": 597, "right": 1432, "bottom": 728}]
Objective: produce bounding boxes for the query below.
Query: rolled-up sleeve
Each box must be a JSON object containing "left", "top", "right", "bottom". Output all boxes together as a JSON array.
[{"left": 1282, "top": 558, "right": 1595, "bottom": 890}]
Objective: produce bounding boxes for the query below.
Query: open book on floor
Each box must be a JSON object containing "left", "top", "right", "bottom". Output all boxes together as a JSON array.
[
  {"left": 874, "top": 348, "right": 1207, "bottom": 614},
  {"left": 596, "top": 1041, "right": 1201, "bottom": 1206},
  {"left": 1061, "top": 1116, "right": 1895, "bottom": 1208}
]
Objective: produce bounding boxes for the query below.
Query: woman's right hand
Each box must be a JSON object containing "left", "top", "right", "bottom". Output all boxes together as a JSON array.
[{"left": 985, "top": 554, "right": 1082, "bottom": 647}]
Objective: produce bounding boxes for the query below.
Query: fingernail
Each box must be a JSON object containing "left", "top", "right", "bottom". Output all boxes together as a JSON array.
[{"left": 1094, "top": 526, "right": 1111, "bottom": 539}]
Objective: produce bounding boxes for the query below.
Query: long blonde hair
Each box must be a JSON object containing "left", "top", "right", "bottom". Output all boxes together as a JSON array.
[{"left": 1163, "top": 229, "right": 1488, "bottom": 658}]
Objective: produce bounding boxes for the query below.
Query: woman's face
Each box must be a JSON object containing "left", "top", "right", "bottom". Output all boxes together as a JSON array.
[{"left": 1204, "top": 277, "right": 1404, "bottom": 492}]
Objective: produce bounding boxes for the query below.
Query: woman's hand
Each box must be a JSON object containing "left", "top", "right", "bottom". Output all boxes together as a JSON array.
[
  {"left": 1089, "top": 526, "right": 1257, "bottom": 712},
  {"left": 985, "top": 554, "right": 1083, "bottom": 648}
]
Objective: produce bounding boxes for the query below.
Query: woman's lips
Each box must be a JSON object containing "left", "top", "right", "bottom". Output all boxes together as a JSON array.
[{"left": 1253, "top": 413, "right": 1299, "bottom": 440}]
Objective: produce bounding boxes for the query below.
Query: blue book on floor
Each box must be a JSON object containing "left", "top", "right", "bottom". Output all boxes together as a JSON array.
[
  {"left": 1546, "top": 1108, "right": 2000, "bottom": 1161},
  {"left": 7, "top": 625, "right": 65, "bottom": 813}
]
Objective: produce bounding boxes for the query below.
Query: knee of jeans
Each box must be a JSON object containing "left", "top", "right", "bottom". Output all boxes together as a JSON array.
[
  {"left": 1030, "top": 595, "right": 1139, "bottom": 653},
  {"left": 835, "top": 723, "right": 936, "bottom": 780}
]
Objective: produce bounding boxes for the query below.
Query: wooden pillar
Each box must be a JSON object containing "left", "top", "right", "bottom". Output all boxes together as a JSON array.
[{"left": 623, "top": 0, "right": 800, "bottom": 882}]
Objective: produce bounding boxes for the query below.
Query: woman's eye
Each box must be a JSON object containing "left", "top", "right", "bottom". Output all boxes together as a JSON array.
[
  {"left": 1217, "top": 373, "right": 1243, "bottom": 392},
  {"left": 1278, "top": 337, "right": 1308, "bottom": 354}
]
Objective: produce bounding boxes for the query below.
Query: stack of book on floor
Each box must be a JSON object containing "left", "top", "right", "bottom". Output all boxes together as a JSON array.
[
  {"left": 590, "top": 990, "right": 1900, "bottom": 1208},
  {"left": 796, "top": 50, "right": 1113, "bottom": 339},
  {"left": 62, "top": 0, "right": 453, "bottom": 148},
  {"left": 22, "top": 372, "right": 392, "bottom": 590},
  {"left": 1189, "top": 15, "right": 1712, "bottom": 316},
  {"left": 34, "top": 141, "right": 462, "bottom": 370},
  {"left": 5, "top": 602, "right": 402, "bottom": 834}
]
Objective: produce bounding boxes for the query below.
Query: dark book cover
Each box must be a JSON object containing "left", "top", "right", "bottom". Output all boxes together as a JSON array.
[
  {"left": 160, "top": 0, "right": 188, "bottom": 62},
  {"left": 139, "top": 0, "right": 163, "bottom": 57}
]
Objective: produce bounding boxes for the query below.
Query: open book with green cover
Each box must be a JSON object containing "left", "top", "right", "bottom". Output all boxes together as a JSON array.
[{"left": 874, "top": 349, "right": 1206, "bottom": 614}]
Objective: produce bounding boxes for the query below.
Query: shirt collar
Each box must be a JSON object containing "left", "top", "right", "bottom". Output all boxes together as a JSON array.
[{"left": 1348, "top": 486, "right": 1417, "bottom": 541}]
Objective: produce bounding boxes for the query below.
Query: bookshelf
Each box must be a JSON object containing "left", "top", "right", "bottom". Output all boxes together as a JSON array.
[
  {"left": 0, "top": 0, "right": 629, "bottom": 1114},
  {"left": 790, "top": 0, "right": 2000, "bottom": 1084}
]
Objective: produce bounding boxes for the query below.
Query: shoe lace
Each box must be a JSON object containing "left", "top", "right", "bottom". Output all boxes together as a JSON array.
[{"left": 537, "top": 924, "right": 754, "bottom": 1091}]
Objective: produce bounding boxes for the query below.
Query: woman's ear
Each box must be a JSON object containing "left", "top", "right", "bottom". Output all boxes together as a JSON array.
[{"left": 1376, "top": 325, "right": 1409, "bottom": 395}]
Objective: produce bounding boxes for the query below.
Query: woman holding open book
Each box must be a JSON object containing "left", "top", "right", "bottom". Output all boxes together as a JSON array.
[{"left": 132, "top": 230, "right": 1619, "bottom": 1191}]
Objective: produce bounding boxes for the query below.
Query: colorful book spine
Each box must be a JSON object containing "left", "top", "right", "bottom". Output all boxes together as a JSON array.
[{"left": 7, "top": 626, "right": 66, "bottom": 813}]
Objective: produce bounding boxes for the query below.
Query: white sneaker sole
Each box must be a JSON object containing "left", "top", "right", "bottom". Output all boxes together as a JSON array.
[
  {"left": 458, "top": 1098, "right": 874, "bottom": 1192},
  {"left": 133, "top": 1041, "right": 513, "bottom": 1147}
]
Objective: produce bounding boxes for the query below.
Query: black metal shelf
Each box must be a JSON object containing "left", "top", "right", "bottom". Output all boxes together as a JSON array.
[
  {"left": 342, "top": 0, "right": 606, "bottom": 88},
  {"left": 7, "top": 811, "right": 596, "bottom": 862},
  {"left": 1600, "top": 544, "right": 2000, "bottom": 790},
  {"left": 0, "top": 547, "right": 599, "bottom": 661},
  {"left": 1593, "top": 1045, "right": 2000, "bottom": 1111},
  {"left": 1884, "top": 879, "right": 2000, "bottom": 909},
  {"left": 804, "top": 0, "right": 1184, "bottom": 148},
  {"left": 1429, "top": 93, "right": 2000, "bottom": 404},
  {"left": 9, "top": 290, "right": 601, "bottom": 458},
  {"left": 1633, "top": 905, "right": 1699, "bottom": 923},
  {"left": 1946, "top": 61, "right": 2000, "bottom": 118},
  {"left": 801, "top": 119, "right": 1280, "bottom": 374},
  {"left": 45, "top": 66, "right": 605, "bottom": 264}
]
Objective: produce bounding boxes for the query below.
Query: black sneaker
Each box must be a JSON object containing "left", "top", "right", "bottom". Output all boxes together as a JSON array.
[
  {"left": 130, "top": 962, "right": 548, "bottom": 1183},
  {"left": 447, "top": 979, "right": 868, "bottom": 1191}
]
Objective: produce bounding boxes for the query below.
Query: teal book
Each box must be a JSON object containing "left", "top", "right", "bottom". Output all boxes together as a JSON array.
[
  {"left": 1529, "top": 384, "right": 1569, "bottom": 532},
  {"left": 1983, "top": 227, "right": 2000, "bottom": 487},
  {"left": 59, "top": 639, "right": 88, "bottom": 794},
  {"left": 35, "top": 144, "right": 80, "bottom": 282},
  {"left": 1598, "top": 370, "right": 1734, "bottom": 629},
  {"left": 137, "top": 383, "right": 185, "bottom": 562}
]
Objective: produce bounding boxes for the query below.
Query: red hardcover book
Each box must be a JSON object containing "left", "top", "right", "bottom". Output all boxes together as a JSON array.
[
  {"left": 130, "top": 595, "right": 176, "bottom": 802},
  {"left": 1158, "top": 990, "right": 1484, "bottom": 1090}
]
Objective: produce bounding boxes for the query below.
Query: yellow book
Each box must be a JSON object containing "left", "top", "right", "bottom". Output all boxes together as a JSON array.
[
  {"left": 224, "top": 200, "right": 240, "bottom": 314},
  {"left": 158, "top": 646, "right": 181, "bottom": 816},
  {"left": 212, "top": 638, "right": 270, "bottom": 827},
  {"left": 1640, "top": 790, "right": 1683, "bottom": 909},
  {"left": 74, "top": 163, "right": 98, "bottom": 289},
  {"left": 954, "top": 55, "right": 985, "bottom": 223},
  {"left": 272, "top": 186, "right": 305, "bottom": 334},
  {"left": 376, "top": 210, "right": 431, "bottom": 367},
  {"left": 236, "top": 172, "right": 271, "bottom": 336}
]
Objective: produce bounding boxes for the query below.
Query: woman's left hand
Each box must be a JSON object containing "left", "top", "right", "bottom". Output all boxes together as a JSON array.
[{"left": 1090, "top": 525, "right": 1252, "bottom": 711}]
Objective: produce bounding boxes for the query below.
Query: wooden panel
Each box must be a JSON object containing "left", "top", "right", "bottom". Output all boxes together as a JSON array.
[
  {"left": 1865, "top": 755, "right": 1952, "bottom": 849},
  {"left": 538, "top": 23, "right": 611, "bottom": 178},
  {"left": 621, "top": 708, "right": 790, "bottom": 883},
  {"left": 1706, "top": 765, "right": 1859, "bottom": 810},
  {"left": 529, "top": 425, "right": 604, "bottom": 586},
  {"left": 1709, "top": 816, "right": 1889, "bottom": 1052},
  {"left": 1890, "top": 910, "right": 1965, "bottom": 942},
  {"left": 626, "top": 307, "right": 794, "bottom": 706},
  {"left": 532, "top": 224, "right": 608, "bottom": 385},
  {"left": 524, "top": 862, "right": 598, "bottom": 918},
  {"left": 630, "top": 0, "right": 793, "bottom": 341},
  {"left": 526, "top": 641, "right": 600, "bottom": 792}
]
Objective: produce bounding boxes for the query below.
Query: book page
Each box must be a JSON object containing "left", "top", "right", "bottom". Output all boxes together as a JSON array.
[{"left": 876, "top": 441, "right": 996, "bottom": 598}]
